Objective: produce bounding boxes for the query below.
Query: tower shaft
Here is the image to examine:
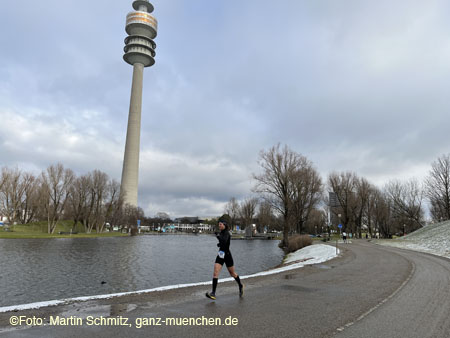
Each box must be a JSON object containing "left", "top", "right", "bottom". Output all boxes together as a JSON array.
[
  {"left": 120, "top": 0, "right": 157, "bottom": 208},
  {"left": 121, "top": 63, "right": 144, "bottom": 207}
]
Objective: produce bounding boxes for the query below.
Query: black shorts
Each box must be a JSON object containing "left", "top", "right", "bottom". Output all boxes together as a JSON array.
[{"left": 215, "top": 252, "right": 234, "bottom": 267}]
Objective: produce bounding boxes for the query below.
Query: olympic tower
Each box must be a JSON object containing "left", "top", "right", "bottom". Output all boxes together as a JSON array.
[{"left": 120, "top": 0, "right": 157, "bottom": 207}]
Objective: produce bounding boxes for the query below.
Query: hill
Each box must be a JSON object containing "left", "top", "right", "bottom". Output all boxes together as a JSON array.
[{"left": 377, "top": 220, "right": 450, "bottom": 259}]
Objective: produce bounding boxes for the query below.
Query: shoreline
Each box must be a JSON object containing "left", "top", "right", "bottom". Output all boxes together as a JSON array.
[
  {"left": 0, "top": 232, "right": 282, "bottom": 240},
  {"left": 0, "top": 244, "right": 339, "bottom": 314},
  {"left": 0, "top": 232, "right": 128, "bottom": 239}
]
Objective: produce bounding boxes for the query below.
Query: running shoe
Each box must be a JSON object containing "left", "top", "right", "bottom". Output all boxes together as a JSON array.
[
  {"left": 205, "top": 292, "right": 216, "bottom": 300},
  {"left": 239, "top": 284, "right": 244, "bottom": 297}
]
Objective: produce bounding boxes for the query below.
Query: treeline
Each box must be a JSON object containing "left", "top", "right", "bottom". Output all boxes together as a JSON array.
[
  {"left": 0, "top": 164, "right": 142, "bottom": 233},
  {"left": 238, "top": 144, "right": 450, "bottom": 248},
  {"left": 3, "top": 145, "right": 450, "bottom": 241}
]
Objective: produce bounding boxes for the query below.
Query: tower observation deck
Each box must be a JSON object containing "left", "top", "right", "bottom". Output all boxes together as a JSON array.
[
  {"left": 124, "top": 0, "right": 157, "bottom": 67},
  {"left": 120, "top": 0, "right": 158, "bottom": 207}
]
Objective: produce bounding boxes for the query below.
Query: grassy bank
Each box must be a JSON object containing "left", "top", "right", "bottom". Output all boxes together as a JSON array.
[{"left": 0, "top": 221, "right": 128, "bottom": 239}]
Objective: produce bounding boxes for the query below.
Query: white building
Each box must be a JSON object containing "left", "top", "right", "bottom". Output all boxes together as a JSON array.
[{"left": 176, "top": 223, "right": 213, "bottom": 232}]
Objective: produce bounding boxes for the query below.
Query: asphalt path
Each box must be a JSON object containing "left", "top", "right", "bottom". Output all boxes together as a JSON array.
[
  {"left": 334, "top": 243, "right": 450, "bottom": 338},
  {"left": 1, "top": 241, "right": 449, "bottom": 338}
]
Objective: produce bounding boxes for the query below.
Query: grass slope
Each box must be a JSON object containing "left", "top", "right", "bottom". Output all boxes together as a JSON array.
[
  {"left": 378, "top": 220, "right": 450, "bottom": 258},
  {"left": 0, "top": 220, "right": 127, "bottom": 239}
]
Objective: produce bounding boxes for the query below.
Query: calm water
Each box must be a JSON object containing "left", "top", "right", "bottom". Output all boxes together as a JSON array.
[{"left": 0, "top": 235, "right": 284, "bottom": 307}]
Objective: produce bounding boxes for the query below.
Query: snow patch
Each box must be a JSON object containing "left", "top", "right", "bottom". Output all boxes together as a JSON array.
[
  {"left": 376, "top": 220, "right": 450, "bottom": 259},
  {"left": 284, "top": 243, "right": 339, "bottom": 264}
]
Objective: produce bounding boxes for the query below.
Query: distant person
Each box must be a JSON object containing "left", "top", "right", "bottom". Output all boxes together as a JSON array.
[
  {"left": 206, "top": 219, "right": 244, "bottom": 300},
  {"left": 342, "top": 231, "right": 347, "bottom": 243}
]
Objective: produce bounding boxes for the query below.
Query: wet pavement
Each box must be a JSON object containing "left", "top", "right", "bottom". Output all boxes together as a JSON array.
[{"left": 4, "top": 241, "right": 444, "bottom": 337}]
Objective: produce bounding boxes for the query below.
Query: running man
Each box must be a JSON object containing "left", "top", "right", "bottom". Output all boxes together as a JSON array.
[{"left": 205, "top": 219, "right": 244, "bottom": 300}]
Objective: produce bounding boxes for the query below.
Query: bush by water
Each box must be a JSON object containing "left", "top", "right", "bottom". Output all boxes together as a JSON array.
[{"left": 285, "top": 234, "right": 312, "bottom": 253}]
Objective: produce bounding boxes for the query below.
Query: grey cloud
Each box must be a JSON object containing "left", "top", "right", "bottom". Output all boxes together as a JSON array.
[{"left": 2, "top": 0, "right": 450, "bottom": 217}]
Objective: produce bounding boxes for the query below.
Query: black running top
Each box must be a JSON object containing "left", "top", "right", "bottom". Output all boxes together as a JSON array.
[{"left": 216, "top": 229, "right": 231, "bottom": 253}]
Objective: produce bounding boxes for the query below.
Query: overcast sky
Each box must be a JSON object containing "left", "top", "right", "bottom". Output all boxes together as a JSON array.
[{"left": 1, "top": 0, "right": 450, "bottom": 218}]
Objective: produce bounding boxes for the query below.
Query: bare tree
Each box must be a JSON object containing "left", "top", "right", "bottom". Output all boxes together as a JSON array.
[
  {"left": 384, "top": 179, "right": 424, "bottom": 233},
  {"left": 291, "top": 161, "right": 323, "bottom": 234},
  {"left": 0, "top": 169, "right": 6, "bottom": 222},
  {"left": 123, "top": 204, "right": 144, "bottom": 231},
  {"left": 224, "top": 197, "right": 240, "bottom": 229},
  {"left": 0, "top": 170, "right": 5, "bottom": 191},
  {"left": 40, "top": 164, "right": 75, "bottom": 234},
  {"left": 371, "top": 188, "right": 392, "bottom": 238},
  {"left": 67, "top": 174, "right": 91, "bottom": 232},
  {"left": 0, "top": 167, "right": 15, "bottom": 223},
  {"left": 365, "top": 185, "right": 379, "bottom": 238},
  {"left": 0, "top": 168, "right": 6, "bottom": 202},
  {"left": 0, "top": 167, "right": 28, "bottom": 224},
  {"left": 304, "top": 208, "right": 327, "bottom": 235},
  {"left": 425, "top": 154, "right": 450, "bottom": 222},
  {"left": 253, "top": 144, "right": 308, "bottom": 248},
  {"left": 256, "top": 200, "right": 277, "bottom": 232},
  {"left": 0, "top": 164, "right": 130, "bottom": 234},
  {"left": 103, "top": 179, "right": 122, "bottom": 231},
  {"left": 352, "top": 177, "right": 371, "bottom": 238},
  {"left": 90, "top": 170, "right": 109, "bottom": 233},
  {"left": 75, "top": 170, "right": 111, "bottom": 233},
  {"left": 19, "top": 172, "right": 40, "bottom": 224},
  {"left": 328, "top": 172, "right": 359, "bottom": 233},
  {"left": 239, "top": 197, "right": 258, "bottom": 235},
  {"left": 66, "top": 171, "right": 124, "bottom": 233}
]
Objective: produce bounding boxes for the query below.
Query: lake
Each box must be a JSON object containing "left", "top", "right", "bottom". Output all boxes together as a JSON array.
[{"left": 0, "top": 234, "right": 284, "bottom": 307}]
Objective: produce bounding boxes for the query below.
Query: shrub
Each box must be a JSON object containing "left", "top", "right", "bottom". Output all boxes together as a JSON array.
[{"left": 286, "top": 234, "right": 312, "bottom": 253}]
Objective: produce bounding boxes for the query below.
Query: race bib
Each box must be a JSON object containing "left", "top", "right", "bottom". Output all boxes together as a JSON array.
[{"left": 218, "top": 250, "right": 225, "bottom": 259}]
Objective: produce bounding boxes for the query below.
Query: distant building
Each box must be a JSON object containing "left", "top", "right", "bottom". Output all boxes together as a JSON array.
[
  {"left": 170, "top": 217, "right": 212, "bottom": 232},
  {"left": 176, "top": 223, "right": 213, "bottom": 232}
]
